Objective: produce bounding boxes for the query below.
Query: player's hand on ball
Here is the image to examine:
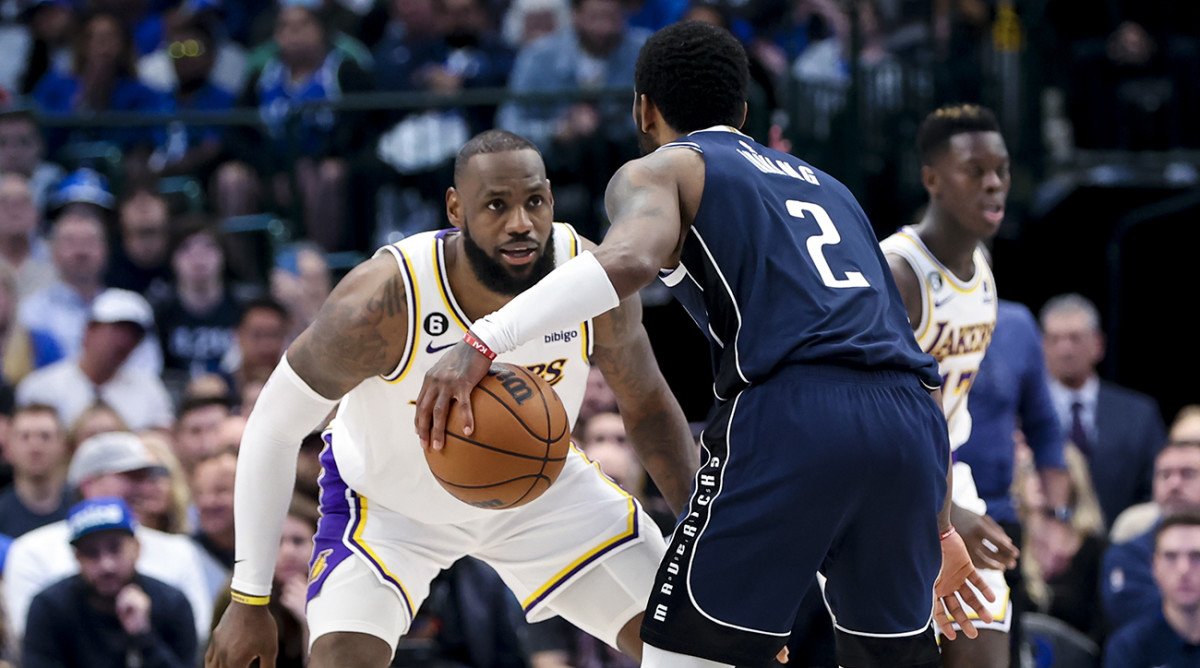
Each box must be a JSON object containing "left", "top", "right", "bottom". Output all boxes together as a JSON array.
[
  {"left": 416, "top": 340, "right": 494, "bottom": 450},
  {"left": 205, "top": 602, "right": 278, "bottom": 668},
  {"left": 951, "top": 503, "right": 1019, "bottom": 571},
  {"left": 934, "top": 529, "right": 995, "bottom": 640}
]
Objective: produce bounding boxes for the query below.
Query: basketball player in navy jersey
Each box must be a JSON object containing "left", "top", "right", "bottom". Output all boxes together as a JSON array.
[{"left": 418, "top": 21, "right": 994, "bottom": 668}]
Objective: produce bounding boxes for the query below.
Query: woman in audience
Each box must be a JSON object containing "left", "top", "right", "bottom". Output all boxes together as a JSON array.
[
  {"left": 138, "top": 430, "right": 194, "bottom": 535},
  {"left": 1017, "top": 441, "right": 1109, "bottom": 644}
]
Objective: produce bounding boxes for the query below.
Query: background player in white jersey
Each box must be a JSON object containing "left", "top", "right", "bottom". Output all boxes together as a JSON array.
[
  {"left": 205, "top": 130, "right": 699, "bottom": 668},
  {"left": 882, "top": 104, "right": 1018, "bottom": 667}
]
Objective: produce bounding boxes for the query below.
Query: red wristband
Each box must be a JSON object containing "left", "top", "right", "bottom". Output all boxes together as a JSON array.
[
  {"left": 940, "top": 526, "right": 957, "bottom": 541},
  {"left": 464, "top": 331, "right": 498, "bottom": 360}
]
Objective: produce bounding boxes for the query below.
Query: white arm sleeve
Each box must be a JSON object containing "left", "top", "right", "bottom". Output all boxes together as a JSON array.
[
  {"left": 231, "top": 354, "right": 338, "bottom": 596},
  {"left": 469, "top": 251, "right": 620, "bottom": 355}
]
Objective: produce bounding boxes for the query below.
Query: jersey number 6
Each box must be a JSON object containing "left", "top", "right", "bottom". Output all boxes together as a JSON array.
[{"left": 786, "top": 200, "right": 870, "bottom": 289}]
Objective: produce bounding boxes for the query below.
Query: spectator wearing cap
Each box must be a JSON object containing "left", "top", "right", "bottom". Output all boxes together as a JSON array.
[
  {"left": 2, "top": 431, "right": 213, "bottom": 647},
  {"left": 22, "top": 497, "right": 197, "bottom": 668},
  {"left": 16, "top": 287, "right": 174, "bottom": 430},
  {"left": 16, "top": 204, "right": 163, "bottom": 374},
  {"left": 0, "top": 172, "right": 55, "bottom": 299},
  {"left": 0, "top": 404, "right": 71, "bottom": 538},
  {"left": 46, "top": 166, "right": 116, "bottom": 223},
  {"left": 0, "top": 109, "right": 66, "bottom": 219}
]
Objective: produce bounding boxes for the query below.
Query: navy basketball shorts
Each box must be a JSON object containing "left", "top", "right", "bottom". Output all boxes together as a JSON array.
[{"left": 640, "top": 365, "right": 950, "bottom": 667}]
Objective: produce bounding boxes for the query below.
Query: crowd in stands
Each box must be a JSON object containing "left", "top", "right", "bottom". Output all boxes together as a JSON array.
[{"left": 0, "top": 0, "right": 1196, "bottom": 667}]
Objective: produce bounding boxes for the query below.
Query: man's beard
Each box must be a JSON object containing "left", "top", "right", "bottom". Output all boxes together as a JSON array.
[
  {"left": 461, "top": 226, "right": 557, "bottom": 296},
  {"left": 637, "top": 126, "right": 658, "bottom": 156}
]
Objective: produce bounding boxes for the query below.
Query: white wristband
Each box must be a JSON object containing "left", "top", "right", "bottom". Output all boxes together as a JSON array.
[{"left": 470, "top": 251, "right": 620, "bottom": 355}]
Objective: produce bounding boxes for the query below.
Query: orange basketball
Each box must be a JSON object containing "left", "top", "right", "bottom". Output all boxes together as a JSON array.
[{"left": 425, "top": 363, "right": 571, "bottom": 509}]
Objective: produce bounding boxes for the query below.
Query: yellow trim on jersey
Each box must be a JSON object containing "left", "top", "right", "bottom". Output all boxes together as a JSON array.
[
  {"left": 434, "top": 238, "right": 472, "bottom": 332},
  {"left": 915, "top": 273, "right": 935, "bottom": 342},
  {"left": 580, "top": 320, "right": 591, "bottom": 364},
  {"left": 894, "top": 231, "right": 985, "bottom": 295},
  {"left": 352, "top": 495, "right": 417, "bottom": 616},
  {"left": 382, "top": 246, "right": 420, "bottom": 383},
  {"left": 520, "top": 445, "right": 637, "bottom": 610},
  {"left": 951, "top": 585, "right": 1010, "bottom": 623}
]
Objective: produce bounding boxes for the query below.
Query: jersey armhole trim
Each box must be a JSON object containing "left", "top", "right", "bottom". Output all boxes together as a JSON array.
[
  {"left": 377, "top": 245, "right": 420, "bottom": 383},
  {"left": 884, "top": 247, "right": 932, "bottom": 341}
]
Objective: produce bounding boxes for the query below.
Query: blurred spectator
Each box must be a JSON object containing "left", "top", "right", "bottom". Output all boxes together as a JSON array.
[
  {"left": 622, "top": 0, "right": 686, "bottom": 32},
  {"left": 190, "top": 447, "right": 235, "bottom": 600},
  {"left": 31, "top": 11, "right": 170, "bottom": 158},
  {"left": 1104, "top": 512, "right": 1200, "bottom": 667},
  {"left": 498, "top": 0, "right": 647, "bottom": 237},
  {"left": 0, "top": 173, "right": 56, "bottom": 299},
  {"left": 293, "top": 430, "right": 323, "bottom": 501},
  {"left": 401, "top": 556, "right": 530, "bottom": 668},
  {"left": 86, "top": 0, "right": 168, "bottom": 56},
  {"left": 138, "top": 431, "right": 193, "bottom": 535},
  {"left": 1018, "top": 443, "right": 1108, "bottom": 644},
  {"left": 683, "top": 0, "right": 782, "bottom": 147},
  {"left": 743, "top": 0, "right": 845, "bottom": 78},
  {"left": 242, "top": 0, "right": 375, "bottom": 75},
  {"left": 216, "top": 2, "right": 372, "bottom": 252},
  {"left": 576, "top": 365, "right": 617, "bottom": 430},
  {"left": 2, "top": 431, "right": 212, "bottom": 645},
  {"left": 183, "top": 372, "right": 232, "bottom": 402},
  {"left": 220, "top": 296, "right": 287, "bottom": 397},
  {"left": 214, "top": 413, "right": 245, "bottom": 452},
  {"left": 22, "top": 497, "right": 197, "bottom": 668},
  {"left": 529, "top": 613, "right": 632, "bottom": 668},
  {"left": 578, "top": 411, "right": 641, "bottom": 495},
  {"left": 269, "top": 241, "right": 330, "bottom": 341},
  {"left": 1045, "top": 0, "right": 1200, "bottom": 150},
  {"left": 210, "top": 493, "right": 319, "bottom": 668},
  {"left": 1102, "top": 413, "right": 1200, "bottom": 634},
  {"left": 0, "top": 109, "right": 65, "bottom": 218},
  {"left": 66, "top": 400, "right": 127, "bottom": 450},
  {"left": 12, "top": 0, "right": 75, "bottom": 95},
  {"left": 501, "top": 0, "right": 569, "bottom": 48},
  {"left": 171, "top": 395, "right": 229, "bottom": 474},
  {"left": 1041, "top": 293, "right": 1166, "bottom": 528},
  {"left": 143, "top": 11, "right": 237, "bottom": 180},
  {"left": 0, "top": 404, "right": 70, "bottom": 538},
  {"left": 18, "top": 203, "right": 163, "bottom": 374},
  {"left": 105, "top": 185, "right": 172, "bottom": 303},
  {"left": 154, "top": 214, "right": 241, "bottom": 384},
  {"left": 238, "top": 374, "right": 265, "bottom": 416},
  {"left": 139, "top": 6, "right": 248, "bottom": 98},
  {"left": 375, "top": 0, "right": 514, "bottom": 187},
  {"left": 0, "top": 259, "right": 35, "bottom": 386},
  {"left": 46, "top": 165, "right": 115, "bottom": 222},
  {"left": 16, "top": 287, "right": 174, "bottom": 430}
]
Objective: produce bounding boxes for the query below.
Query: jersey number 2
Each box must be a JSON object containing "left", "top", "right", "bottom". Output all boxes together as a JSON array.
[{"left": 786, "top": 200, "right": 870, "bottom": 289}]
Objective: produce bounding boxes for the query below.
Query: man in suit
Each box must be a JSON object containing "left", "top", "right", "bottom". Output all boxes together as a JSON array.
[{"left": 1040, "top": 292, "right": 1166, "bottom": 528}]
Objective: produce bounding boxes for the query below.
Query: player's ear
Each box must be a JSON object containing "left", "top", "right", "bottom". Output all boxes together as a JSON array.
[
  {"left": 446, "top": 187, "right": 464, "bottom": 229},
  {"left": 736, "top": 101, "right": 748, "bottom": 130},
  {"left": 920, "top": 164, "right": 938, "bottom": 196},
  {"left": 636, "top": 93, "right": 658, "bottom": 135}
]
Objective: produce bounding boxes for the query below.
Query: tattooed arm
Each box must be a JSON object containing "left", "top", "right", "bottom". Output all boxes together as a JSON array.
[
  {"left": 288, "top": 256, "right": 410, "bottom": 397},
  {"left": 587, "top": 240, "right": 699, "bottom": 514},
  {"left": 208, "top": 257, "right": 409, "bottom": 668}
]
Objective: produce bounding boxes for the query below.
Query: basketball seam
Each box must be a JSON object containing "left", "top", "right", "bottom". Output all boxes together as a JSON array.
[
  {"left": 442, "top": 431, "right": 568, "bottom": 462},
  {"left": 509, "top": 365, "right": 556, "bottom": 507},
  {"left": 477, "top": 385, "right": 555, "bottom": 444}
]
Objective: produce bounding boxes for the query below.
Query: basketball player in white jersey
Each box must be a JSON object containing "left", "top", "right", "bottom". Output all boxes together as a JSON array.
[
  {"left": 205, "top": 130, "right": 699, "bottom": 668},
  {"left": 881, "top": 105, "right": 1016, "bottom": 667}
]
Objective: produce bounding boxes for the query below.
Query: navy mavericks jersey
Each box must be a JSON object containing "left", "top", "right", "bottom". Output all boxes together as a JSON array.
[{"left": 657, "top": 127, "right": 941, "bottom": 400}]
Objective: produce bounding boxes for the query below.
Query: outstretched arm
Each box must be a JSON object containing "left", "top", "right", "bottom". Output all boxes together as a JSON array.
[
  {"left": 416, "top": 153, "right": 689, "bottom": 450},
  {"left": 591, "top": 290, "right": 699, "bottom": 515},
  {"left": 207, "top": 257, "right": 408, "bottom": 668}
]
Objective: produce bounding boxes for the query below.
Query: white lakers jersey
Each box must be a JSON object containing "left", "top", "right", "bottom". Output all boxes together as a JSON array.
[
  {"left": 328, "top": 223, "right": 595, "bottom": 524},
  {"left": 881, "top": 227, "right": 996, "bottom": 450}
]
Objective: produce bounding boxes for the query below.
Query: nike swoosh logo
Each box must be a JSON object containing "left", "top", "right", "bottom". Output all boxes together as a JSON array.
[
  {"left": 933, "top": 295, "right": 955, "bottom": 308},
  {"left": 426, "top": 342, "right": 456, "bottom": 354}
]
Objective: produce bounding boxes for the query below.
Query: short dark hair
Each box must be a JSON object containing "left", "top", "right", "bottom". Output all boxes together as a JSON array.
[
  {"left": 1156, "top": 511, "right": 1200, "bottom": 552},
  {"left": 239, "top": 296, "right": 289, "bottom": 327},
  {"left": 916, "top": 104, "right": 1003, "bottom": 165},
  {"left": 169, "top": 212, "right": 223, "bottom": 259},
  {"left": 454, "top": 130, "right": 540, "bottom": 186},
  {"left": 635, "top": 21, "right": 748, "bottom": 134},
  {"left": 176, "top": 395, "right": 232, "bottom": 424}
]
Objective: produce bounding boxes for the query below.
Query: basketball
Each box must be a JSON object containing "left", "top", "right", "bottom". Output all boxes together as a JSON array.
[{"left": 425, "top": 363, "right": 571, "bottom": 509}]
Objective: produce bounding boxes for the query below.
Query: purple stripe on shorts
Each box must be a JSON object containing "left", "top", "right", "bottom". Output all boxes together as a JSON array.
[
  {"left": 307, "top": 432, "right": 355, "bottom": 602},
  {"left": 521, "top": 509, "right": 641, "bottom": 614}
]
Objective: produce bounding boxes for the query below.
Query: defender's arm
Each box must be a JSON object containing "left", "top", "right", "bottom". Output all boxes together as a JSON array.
[{"left": 590, "top": 289, "right": 699, "bottom": 515}]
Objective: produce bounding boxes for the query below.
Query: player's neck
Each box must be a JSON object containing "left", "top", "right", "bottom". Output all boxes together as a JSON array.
[
  {"left": 1164, "top": 601, "right": 1200, "bottom": 644},
  {"left": 443, "top": 235, "right": 513, "bottom": 321},
  {"left": 914, "top": 214, "right": 978, "bottom": 282}
]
